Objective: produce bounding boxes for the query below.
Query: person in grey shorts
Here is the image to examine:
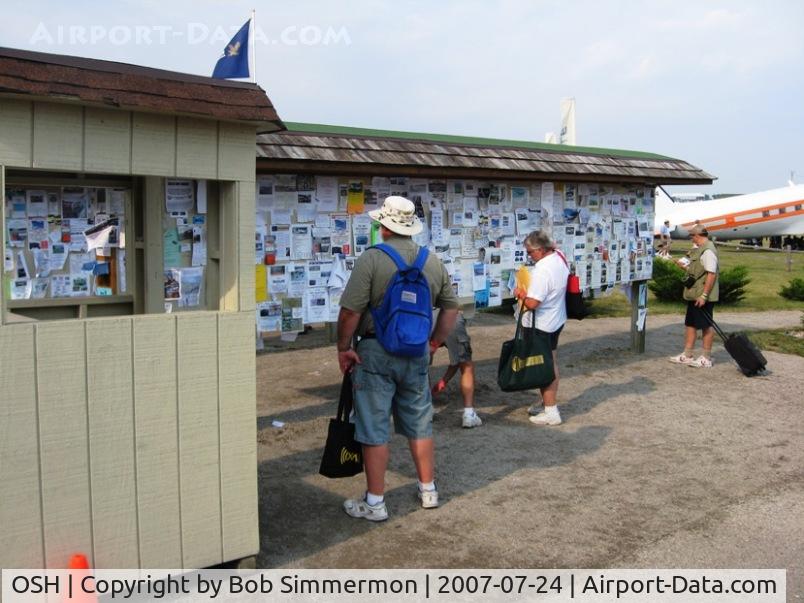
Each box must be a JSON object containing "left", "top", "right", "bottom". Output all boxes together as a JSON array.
[{"left": 431, "top": 312, "right": 481, "bottom": 428}]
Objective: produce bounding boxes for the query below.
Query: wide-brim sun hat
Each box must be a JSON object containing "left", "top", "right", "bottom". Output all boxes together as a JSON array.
[{"left": 369, "top": 195, "right": 423, "bottom": 236}]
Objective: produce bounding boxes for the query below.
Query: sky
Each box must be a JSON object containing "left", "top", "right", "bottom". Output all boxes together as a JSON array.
[{"left": 2, "top": 0, "right": 803, "bottom": 195}]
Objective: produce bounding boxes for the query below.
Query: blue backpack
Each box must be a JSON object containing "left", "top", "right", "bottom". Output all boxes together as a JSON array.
[{"left": 370, "top": 244, "right": 433, "bottom": 357}]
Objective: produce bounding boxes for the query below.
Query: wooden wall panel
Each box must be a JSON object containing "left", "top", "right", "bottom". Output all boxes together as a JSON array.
[
  {"left": 131, "top": 113, "right": 176, "bottom": 177},
  {"left": 218, "top": 122, "right": 256, "bottom": 182},
  {"left": 86, "top": 318, "right": 138, "bottom": 568},
  {"left": 218, "top": 312, "right": 258, "bottom": 561},
  {"left": 84, "top": 108, "right": 132, "bottom": 174},
  {"left": 32, "top": 103, "right": 83, "bottom": 171},
  {"left": 176, "top": 118, "right": 217, "bottom": 180},
  {"left": 36, "top": 321, "right": 92, "bottom": 567},
  {"left": 0, "top": 324, "right": 44, "bottom": 568},
  {"left": 132, "top": 315, "right": 182, "bottom": 567},
  {"left": 0, "top": 99, "right": 33, "bottom": 167},
  {"left": 176, "top": 313, "right": 222, "bottom": 568}
]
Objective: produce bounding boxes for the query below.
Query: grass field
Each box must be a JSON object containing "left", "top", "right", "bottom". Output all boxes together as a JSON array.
[
  {"left": 748, "top": 328, "right": 804, "bottom": 357},
  {"left": 587, "top": 241, "right": 804, "bottom": 317}
]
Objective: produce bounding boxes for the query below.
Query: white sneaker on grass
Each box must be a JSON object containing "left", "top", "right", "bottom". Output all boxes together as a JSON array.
[
  {"left": 462, "top": 412, "right": 482, "bottom": 428},
  {"left": 669, "top": 353, "right": 695, "bottom": 364},
  {"left": 529, "top": 411, "right": 562, "bottom": 426},
  {"left": 417, "top": 485, "right": 439, "bottom": 509},
  {"left": 343, "top": 496, "right": 388, "bottom": 522}
]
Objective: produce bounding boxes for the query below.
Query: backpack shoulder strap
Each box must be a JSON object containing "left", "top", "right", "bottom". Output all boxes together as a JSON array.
[
  {"left": 412, "top": 246, "right": 429, "bottom": 271},
  {"left": 372, "top": 243, "right": 408, "bottom": 271}
]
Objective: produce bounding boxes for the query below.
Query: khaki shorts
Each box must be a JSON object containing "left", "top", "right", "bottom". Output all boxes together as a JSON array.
[{"left": 443, "top": 314, "right": 472, "bottom": 365}]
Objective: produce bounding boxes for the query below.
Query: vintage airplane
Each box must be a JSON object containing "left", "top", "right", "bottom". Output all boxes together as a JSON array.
[{"left": 655, "top": 183, "right": 804, "bottom": 240}]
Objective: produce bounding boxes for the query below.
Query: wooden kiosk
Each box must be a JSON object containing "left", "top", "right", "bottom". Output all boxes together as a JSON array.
[{"left": 0, "top": 48, "right": 283, "bottom": 569}]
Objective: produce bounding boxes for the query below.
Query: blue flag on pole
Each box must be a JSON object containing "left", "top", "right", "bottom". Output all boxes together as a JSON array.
[{"left": 212, "top": 19, "right": 250, "bottom": 79}]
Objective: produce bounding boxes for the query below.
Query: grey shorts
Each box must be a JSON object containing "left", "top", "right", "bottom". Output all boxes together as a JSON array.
[
  {"left": 352, "top": 339, "right": 433, "bottom": 445},
  {"left": 443, "top": 314, "right": 472, "bottom": 365}
]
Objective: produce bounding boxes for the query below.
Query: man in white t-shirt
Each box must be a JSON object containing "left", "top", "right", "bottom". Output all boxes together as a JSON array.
[
  {"left": 513, "top": 230, "right": 569, "bottom": 426},
  {"left": 659, "top": 219, "right": 672, "bottom": 250}
]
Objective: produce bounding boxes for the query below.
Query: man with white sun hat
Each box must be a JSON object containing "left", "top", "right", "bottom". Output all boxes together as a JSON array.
[{"left": 336, "top": 195, "right": 459, "bottom": 521}]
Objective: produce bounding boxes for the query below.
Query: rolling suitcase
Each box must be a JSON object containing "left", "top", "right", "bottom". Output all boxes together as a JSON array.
[{"left": 704, "top": 311, "right": 767, "bottom": 376}]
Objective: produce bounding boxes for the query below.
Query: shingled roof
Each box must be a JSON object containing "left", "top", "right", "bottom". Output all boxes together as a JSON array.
[
  {"left": 0, "top": 47, "right": 284, "bottom": 132},
  {"left": 257, "top": 122, "right": 714, "bottom": 184}
]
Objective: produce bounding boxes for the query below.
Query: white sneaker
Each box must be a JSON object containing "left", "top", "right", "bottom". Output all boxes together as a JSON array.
[
  {"left": 688, "top": 356, "right": 713, "bottom": 368},
  {"left": 669, "top": 353, "right": 695, "bottom": 364},
  {"left": 462, "top": 412, "right": 482, "bottom": 428},
  {"left": 529, "top": 411, "right": 562, "bottom": 426},
  {"left": 417, "top": 486, "right": 439, "bottom": 509},
  {"left": 343, "top": 496, "right": 388, "bottom": 522}
]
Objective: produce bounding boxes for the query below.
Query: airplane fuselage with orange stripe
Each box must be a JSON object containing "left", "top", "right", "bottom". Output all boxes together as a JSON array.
[{"left": 655, "top": 184, "right": 804, "bottom": 239}]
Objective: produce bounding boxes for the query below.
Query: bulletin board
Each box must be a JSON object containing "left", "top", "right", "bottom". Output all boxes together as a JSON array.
[
  {"left": 4, "top": 183, "right": 130, "bottom": 307},
  {"left": 253, "top": 175, "right": 656, "bottom": 337}
]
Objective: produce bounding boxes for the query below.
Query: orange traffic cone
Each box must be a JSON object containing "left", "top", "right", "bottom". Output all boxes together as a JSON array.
[
  {"left": 65, "top": 554, "right": 97, "bottom": 603},
  {"left": 68, "top": 554, "right": 89, "bottom": 570}
]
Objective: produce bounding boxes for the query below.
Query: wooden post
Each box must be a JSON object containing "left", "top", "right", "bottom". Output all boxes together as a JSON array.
[
  {"left": 785, "top": 245, "right": 793, "bottom": 272},
  {"left": 630, "top": 280, "right": 647, "bottom": 353},
  {"left": 0, "top": 164, "right": 5, "bottom": 324},
  {"left": 143, "top": 176, "right": 166, "bottom": 314}
]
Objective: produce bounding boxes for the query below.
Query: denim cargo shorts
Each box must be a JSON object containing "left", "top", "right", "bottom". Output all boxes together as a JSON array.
[{"left": 352, "top": 338, "right": 433, "bottom": 445}]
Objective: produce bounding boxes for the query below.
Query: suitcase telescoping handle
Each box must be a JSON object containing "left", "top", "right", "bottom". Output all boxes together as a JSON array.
[{"left": 701, "top": 308, "right": 728, "bottom": 343}]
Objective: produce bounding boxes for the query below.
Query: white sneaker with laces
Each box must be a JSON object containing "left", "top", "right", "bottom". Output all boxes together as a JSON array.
[
  {"left": 688, "top": 356, "right": 713, "bottom": 368},
  {"left": 417, "top": 486, "right": 439, "bottom": 509},
  {"left": 343, "top": 496, "right": 388, "bottom": 522},
  {"left": 669, "top": 353, "right": 695, "bottom": 364},
  {"left": 462, "top": 412, "right": 482, "bottom": 428},
  {"left": 529, "top": 411, "right": 562, "bottom": 426}
]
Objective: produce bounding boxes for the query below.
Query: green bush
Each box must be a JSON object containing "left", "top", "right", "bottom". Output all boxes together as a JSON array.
[
  {"left": 648, "top": 260, "right": 750, "bottom": 305},
  {"left": 718, "top": 265, "right": 750, "bottom": 305},
  {"left": 648, "top": 259, "right": 685, "bottom": 302},
  {"left": 779, "top": 277, "right": 804, "bottom": 301}
]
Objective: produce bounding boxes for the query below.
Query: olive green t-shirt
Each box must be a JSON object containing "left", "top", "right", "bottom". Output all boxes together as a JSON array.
[{"left": 340, "top": 234, "right": 459, "bottom": 336}]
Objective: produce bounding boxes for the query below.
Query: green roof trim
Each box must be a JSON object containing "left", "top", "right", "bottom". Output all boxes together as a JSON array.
[{"left": 282, "top": 121, "right": 679, "bottom": 161}]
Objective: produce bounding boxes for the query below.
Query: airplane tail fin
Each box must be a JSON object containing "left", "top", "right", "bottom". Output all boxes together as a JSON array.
[
  {"left": 656, "top": 186, "right": 674, "bottom": 212},
  {"left": 654, "top": 186, "right": 675, "bottom": 232}
]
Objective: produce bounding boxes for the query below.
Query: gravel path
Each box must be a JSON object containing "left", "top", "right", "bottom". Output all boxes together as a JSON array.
[{"left": 255, "top": 309, "right": 803, "bottom": 596}]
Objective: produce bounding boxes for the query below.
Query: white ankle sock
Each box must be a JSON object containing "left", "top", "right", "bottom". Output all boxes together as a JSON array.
[
  {"left": 418, "top": 480, "right": 436, "bottom": 492},
  {"left": 463, "top": 407, "right": 476, "bottom": 416},
  {"left": 545, "top": 405, "right": 561, "bottom": 419},
  {"left": 366, "top": 492, "right": 383, "bottom": 506}
]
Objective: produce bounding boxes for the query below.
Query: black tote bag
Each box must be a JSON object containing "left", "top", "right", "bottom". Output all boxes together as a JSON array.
[
  {"left": 497, "top": 309, "right": 556, "bottom": 392},
  {"left": 319, "top": 373, "right": 364, "bottom": 478}
]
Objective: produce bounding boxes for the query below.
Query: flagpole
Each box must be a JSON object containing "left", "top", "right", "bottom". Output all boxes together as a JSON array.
[{"left": 250, "top": 9, "right": 257, "bottom": 84}]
